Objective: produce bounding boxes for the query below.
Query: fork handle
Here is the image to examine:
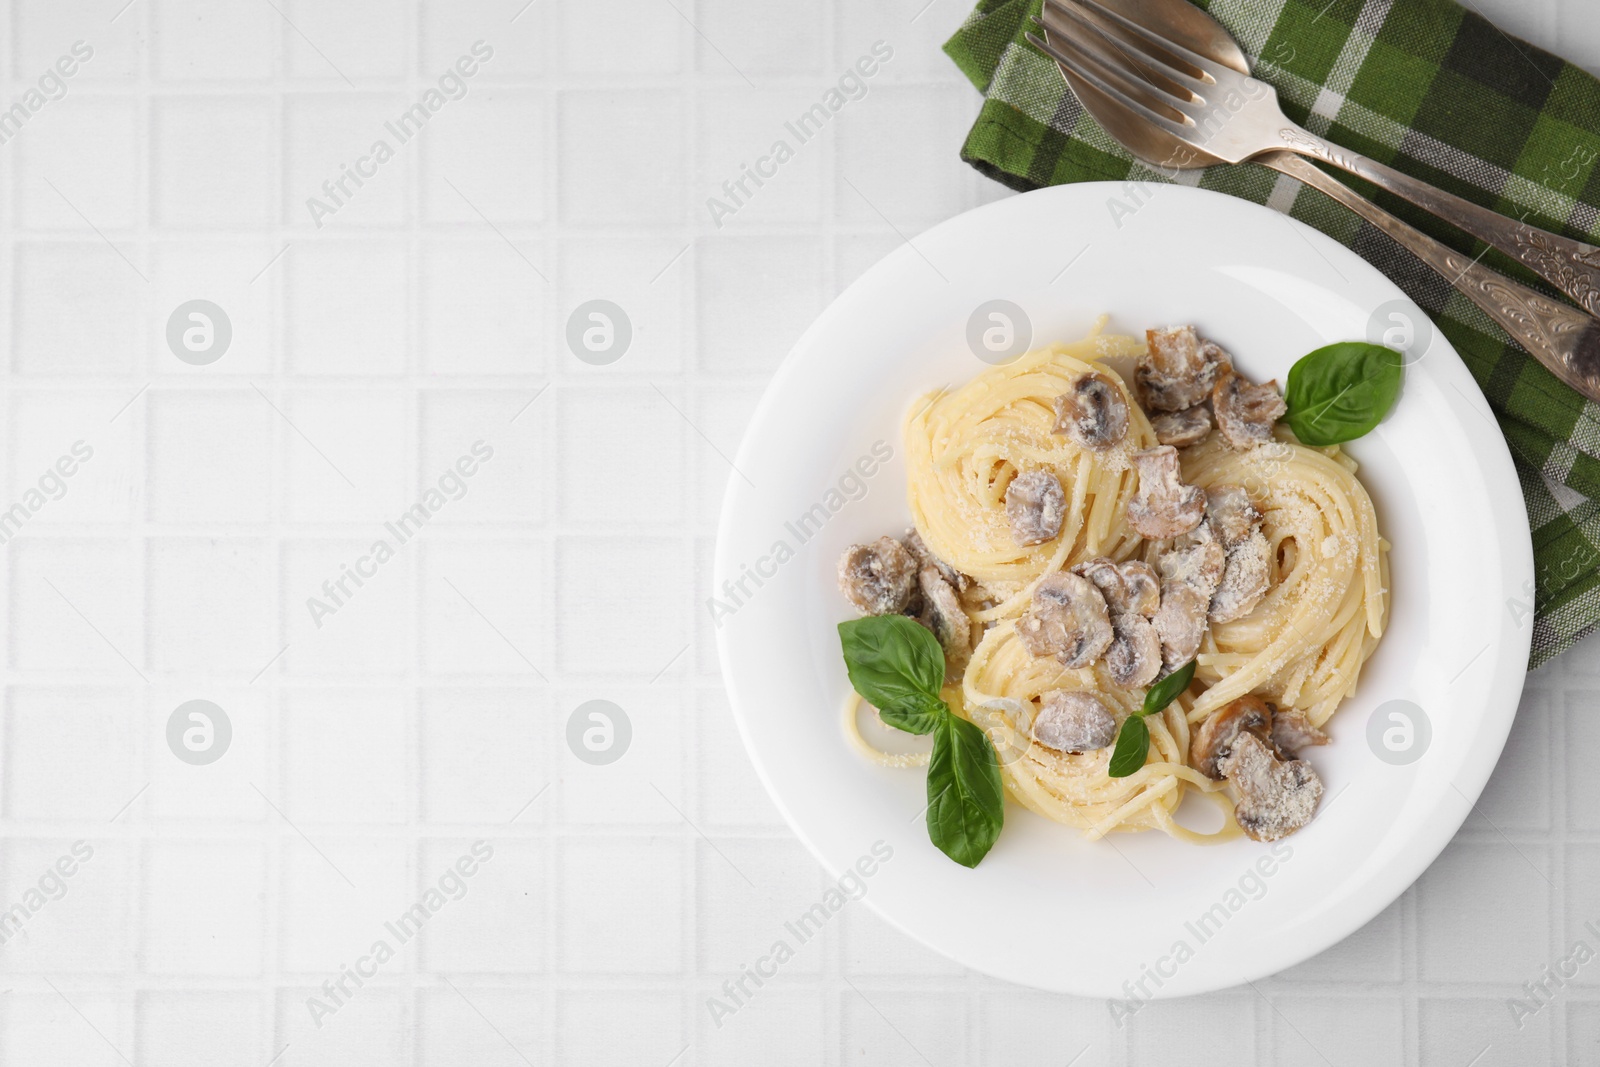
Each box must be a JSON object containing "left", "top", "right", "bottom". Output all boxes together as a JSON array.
[
  {"left": 1258, "top": 151, "right": 1600, "bottom": 403},
  {"left": 1274, "top": 126, "right": 1600, "bottom": 320}
]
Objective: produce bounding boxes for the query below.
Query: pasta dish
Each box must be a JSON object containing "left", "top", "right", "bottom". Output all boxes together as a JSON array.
[{"left": 834, "top": 322, "right": 1389, "bottom": 854}]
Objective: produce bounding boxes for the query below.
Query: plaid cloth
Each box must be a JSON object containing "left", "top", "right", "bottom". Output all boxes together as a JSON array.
[{"left": 945, "top": 0, "right": 1600, "bottom": 669}]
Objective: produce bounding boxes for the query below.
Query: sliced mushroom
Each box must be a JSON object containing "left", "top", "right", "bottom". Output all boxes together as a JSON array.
[
  {"left": 1015, "top": 572, "right": 1114, "bottom": 669},
  {"left": 838, "top": 537, "right": 918, "bottom": 615},
  {"left": 1156, "top": 537, "right": 1226, "bottom": 602},
  {"left": 1151, "top": 405, "right": 1212, "bottom": 448},
  {"left": 1152, "top": 580, "right": 1209, "bottom": 673},
  {"left": 1209, "top": 529, "right": 1271, "bottom": 623},
  {"left": 1005, "top": 470, "right": 1067, "bottom": 547},
  {"left": 1072, "top": 557, "right": 1160, "bottom": 617},
  {"left": 1190, "top": 694, "right": 1273, "bottom": 780},
  {"left": 1213, "top": 370, "right": 1287, "bottom": 451},
  {"left": 1104, "top": 612, "right": 1162, "bottom": 688},
  {"left": 1203, "top": 484, "right": 1261, "bottom": 549},
  {"left": 1127, "top": 447, "right": 1206, "bottom": 539},
  {"left": 902, "top": 527, "right": 968, "bottom": 592},
  {"left": 916, "top": 565, "right": 971, "bottom": 681},
  {"left": 1270, "top": 707, "right": 1330, "bottom": 759},
  {"left": 1031, "top": 690, "right": 1118, "bottom": 753},
  {"left": 1219, "top": 731, "right": 1323, "bottom": 842},
  {"left": 1138, "top": 327, "right": 1230, "bottom": 412},
  {"left": 1052, "top": 371, "right": 1130, "bottom": 451}
]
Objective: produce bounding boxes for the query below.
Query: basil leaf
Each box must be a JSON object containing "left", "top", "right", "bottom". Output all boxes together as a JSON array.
[
  {"left": 1142, "top": 659, "right": 1196, "bottom": 717},
  {"left": 838, "top": 615, "right": 947, "bottom": 730},
  {"left": 876, "top": 692, "right": 945, "bottom": 736},
  {"left": 925, "top": 712, "right": 1004, "bottom": 868},
  {"left": 840, "top": 616, "right": 1003, "bottom": 866},
  {"left": 1107, "top": 714, "right": 1150, "bottom": 779},
  {"left": 1284, "top": 342, "right": 1404, "bottom": 446}
]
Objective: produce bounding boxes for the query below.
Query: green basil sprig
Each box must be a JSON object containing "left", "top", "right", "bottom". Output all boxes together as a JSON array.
[
  {"left": 839, "top": 615, "right": 945, "bottom": 735},
  {"left": 1107, "top": 660, "right": 1195, "bottom": 779},
  {"left": 1283, "top": 342, "right": 1404, "bottom": 446},
  {"left": 926, "top": 711, "right": 1005, "bottom": 867},
  {"left": 1107, "top": 714, "right": 1150, "bottom": 779},
  {"left": 839, "top": 615, "right": 1003, "bottom": 868}
]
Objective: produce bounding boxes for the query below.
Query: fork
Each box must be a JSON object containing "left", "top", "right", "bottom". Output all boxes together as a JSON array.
[
  {"left": 1024, "top": 0, "right": 1600, "bottom": 399},
  {"left": 1031, "top": 0, "right": 1600, "bottom": 321}
]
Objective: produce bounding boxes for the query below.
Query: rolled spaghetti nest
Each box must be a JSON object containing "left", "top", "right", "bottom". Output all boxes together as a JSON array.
[
  {"left": 905, "top": 335, "right": 1156, "bottom": 619},
  {"left": 1164, "top": 429, "right": 1389, "bottom": 728},
  {"left": 961, "top": 622, "right": 1238, "bottom": 843}
]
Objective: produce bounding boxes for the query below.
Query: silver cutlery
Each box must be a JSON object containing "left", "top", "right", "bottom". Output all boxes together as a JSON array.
[{"left": 1025, "top": 0, "right": 1600, "bottom": 401}]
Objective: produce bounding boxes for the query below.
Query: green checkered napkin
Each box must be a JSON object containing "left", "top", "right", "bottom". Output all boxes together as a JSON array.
[{"left": 945, "top": 0, "right": 1600, "bottom": 669}]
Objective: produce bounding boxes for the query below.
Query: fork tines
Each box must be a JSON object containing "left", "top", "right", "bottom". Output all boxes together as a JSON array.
[
  {"left": 1024, "top": 21, "right": 1197, "bottom": 135},
  {"left": 1042, "top": 0, "right": 1224, "bottom": 83}
]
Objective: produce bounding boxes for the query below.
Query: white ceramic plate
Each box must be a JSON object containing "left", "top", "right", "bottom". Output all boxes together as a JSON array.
[{"left": 712, "top": 183, "right": 1532, "bottom": 998}]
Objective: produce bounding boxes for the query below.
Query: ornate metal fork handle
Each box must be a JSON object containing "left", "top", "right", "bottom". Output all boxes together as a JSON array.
[
  {"left": 1277, "top": 127, "right": 1600, "bottom": 319},
  {"left": 1262, "top": 151, "right": 1600, "bottom": 403}
]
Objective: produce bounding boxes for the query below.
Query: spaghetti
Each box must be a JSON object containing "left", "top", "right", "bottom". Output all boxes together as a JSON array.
[
  {"left": 1172, "top": 431, "right": 1388, "bottom": 727},
  {"left": 961, "top": 623, "right": 1239, "bottom": 842},
  {"left": 904, "top": 334, "right": 1156, "bottom": 622},
  {"left": 850, "top": 324, "right": 1389, "bottom": 845}
]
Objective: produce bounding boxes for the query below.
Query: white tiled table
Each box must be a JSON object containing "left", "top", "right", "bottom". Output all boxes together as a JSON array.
[{"left": 3, "top": 0, "right": 1598, "bottom": 1064}]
